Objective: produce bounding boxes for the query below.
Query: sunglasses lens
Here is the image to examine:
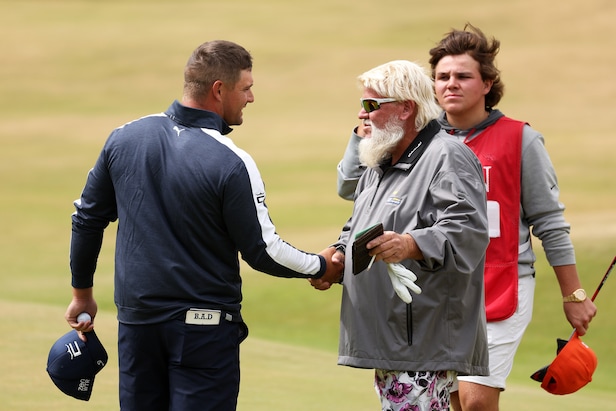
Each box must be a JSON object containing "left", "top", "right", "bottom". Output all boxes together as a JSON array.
[{"left": 362, "top": 99, "right": 379, "bottom": 113}]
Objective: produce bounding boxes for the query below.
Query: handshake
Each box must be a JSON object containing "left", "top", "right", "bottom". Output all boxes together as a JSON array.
[
  {"left": 310, "top": 240, "right": 423, "bottom": 304},
  {"left": 310, "top": 247, "right": 346, "bottom": 291}
]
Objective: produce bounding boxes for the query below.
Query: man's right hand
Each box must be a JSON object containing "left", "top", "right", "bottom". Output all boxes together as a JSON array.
[
  {"left": 65, "top": 287, "right": 97, "bottom": 341},
  {"left": 311, "top": 247, "right": 344, "bottom": 290},
  {"left": 357, "top": 119, "right": 370, "bottom": 138}
]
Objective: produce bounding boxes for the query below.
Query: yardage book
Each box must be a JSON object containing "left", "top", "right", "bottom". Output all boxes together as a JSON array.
[{"left": 352, "top": 223, "right": 383, "bottom": 275}]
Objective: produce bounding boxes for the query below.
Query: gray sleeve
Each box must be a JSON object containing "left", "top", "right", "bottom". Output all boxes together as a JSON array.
[
  {"left": 520, "top": 125, "right": 575, "bottom": 266},
  {"left": 337, "top": 129, "right": 365, "bottom": 200},
  {"left": 411, "top": 142, "right": 489, "bottom": 274}
]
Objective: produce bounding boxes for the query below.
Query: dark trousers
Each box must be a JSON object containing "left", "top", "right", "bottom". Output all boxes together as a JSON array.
[{"left": 118, "top": 317, "right": 248, "bottom": 411}]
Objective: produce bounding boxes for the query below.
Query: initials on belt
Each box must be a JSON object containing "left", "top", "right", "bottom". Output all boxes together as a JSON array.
[{"left": 185, "top": 309, "right": 221, "bottom": 325}]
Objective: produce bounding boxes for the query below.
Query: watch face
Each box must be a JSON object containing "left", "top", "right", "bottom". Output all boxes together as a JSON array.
[{"left": 574, "top": 289, "right": 586, "bottom": 300}]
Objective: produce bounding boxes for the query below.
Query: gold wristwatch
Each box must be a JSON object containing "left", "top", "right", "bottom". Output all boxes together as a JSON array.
[{"left": 563, "top": 288, "right": 587, "bottom": 303}]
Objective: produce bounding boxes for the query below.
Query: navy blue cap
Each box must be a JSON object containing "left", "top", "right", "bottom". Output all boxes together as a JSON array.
[{"left": 46, "top": 329, "right": 108, "bottom": 401}]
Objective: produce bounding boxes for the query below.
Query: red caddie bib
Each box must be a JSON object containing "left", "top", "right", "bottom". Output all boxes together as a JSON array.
[{"left": 465, "top": 117, "right": 525, "bottom": 322}]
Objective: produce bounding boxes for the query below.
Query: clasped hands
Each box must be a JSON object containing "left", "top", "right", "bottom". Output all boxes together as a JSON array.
[
  {"left": 310, "top": 231, "right": 422, "bottom": 291},
  {"left": 310, "top": 247, "right": 345, "bottom": 290}
]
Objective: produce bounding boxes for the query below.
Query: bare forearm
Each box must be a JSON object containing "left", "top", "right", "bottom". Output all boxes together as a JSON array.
[
  {"left": 553, "top": 264, "right": 582, "bottom": 296},
  {"left": 555, "top": 264, "right": 597, "bottom": 336}
]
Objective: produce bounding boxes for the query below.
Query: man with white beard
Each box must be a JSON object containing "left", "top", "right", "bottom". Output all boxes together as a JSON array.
[
  {"left": 357, "top": 117, "right": 405, "bottom": 168},
  {"left": 310, "top": 60, "right": 490, "bottom": 411}
]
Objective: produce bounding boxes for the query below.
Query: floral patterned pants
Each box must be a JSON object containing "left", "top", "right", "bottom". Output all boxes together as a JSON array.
[{"left": 374, "top": 369, "right": 456, "bottom": 411}]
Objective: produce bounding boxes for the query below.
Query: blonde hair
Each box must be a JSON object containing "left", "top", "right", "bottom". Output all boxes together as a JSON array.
[{"left": 358, "top": 60, "right": 442, "bottom": 131}]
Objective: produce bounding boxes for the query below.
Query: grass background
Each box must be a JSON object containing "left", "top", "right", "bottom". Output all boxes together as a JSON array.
[{"left": 1, "top": 0, "right": 615, "bottom": 409}]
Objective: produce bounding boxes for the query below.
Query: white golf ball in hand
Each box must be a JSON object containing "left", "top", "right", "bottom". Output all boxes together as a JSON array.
[{"left": 77, "top": 312, "right": 92, "bottom": 323}]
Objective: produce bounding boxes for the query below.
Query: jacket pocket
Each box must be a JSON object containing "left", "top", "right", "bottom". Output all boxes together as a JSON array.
[{"left": 406, "top": 303, "right": 413, "bottom": 346}]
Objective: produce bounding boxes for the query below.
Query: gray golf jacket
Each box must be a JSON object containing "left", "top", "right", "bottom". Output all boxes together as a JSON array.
[{"left": 336, "top": 120, "right": 490, "bottom": 375}]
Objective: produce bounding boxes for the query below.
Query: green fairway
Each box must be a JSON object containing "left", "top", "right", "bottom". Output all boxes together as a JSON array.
[{"left": 1, "top": 0, "right": 615, "bottom": 410}]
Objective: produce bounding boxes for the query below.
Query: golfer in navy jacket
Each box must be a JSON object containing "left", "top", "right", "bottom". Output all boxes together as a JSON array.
[{"left": 64, "top": 40, "right": 342, "bottom": 411}]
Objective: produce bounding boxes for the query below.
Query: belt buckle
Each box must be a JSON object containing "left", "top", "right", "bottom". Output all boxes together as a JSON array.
[{"left": 185, "top": 309, "right": 221, "bottom": 325}]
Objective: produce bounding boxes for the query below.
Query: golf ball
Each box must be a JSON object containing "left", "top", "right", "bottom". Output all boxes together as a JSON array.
[{"left": 77, "top": 312, "right": 92, "bottom": 323}]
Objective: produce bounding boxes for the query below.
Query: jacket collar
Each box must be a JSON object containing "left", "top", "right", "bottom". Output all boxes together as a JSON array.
[
  {"left": 377, "top": 119, "right": 440, "bottom": 172},
  {"left": 165, "top": 100, "right": 233, "bottom": 135},
  {"left": 396, "top": 120, "right": 440, "bottom": 166}
]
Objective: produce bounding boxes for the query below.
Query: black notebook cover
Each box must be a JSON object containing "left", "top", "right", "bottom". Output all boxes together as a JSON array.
[{"left": 352, "top": 223, "right": 383, "bottom": 275}]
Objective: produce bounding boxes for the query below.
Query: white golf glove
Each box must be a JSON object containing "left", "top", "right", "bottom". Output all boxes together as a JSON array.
[{"left": 387, "top": 263, "right": 422, "bottom": 303}]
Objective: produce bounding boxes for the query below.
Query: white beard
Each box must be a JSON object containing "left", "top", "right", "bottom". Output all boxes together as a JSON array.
[{"left": 358, "top": 119, "right": 405, "bottom": 168}]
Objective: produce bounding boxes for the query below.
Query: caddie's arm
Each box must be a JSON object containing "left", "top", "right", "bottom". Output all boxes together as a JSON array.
[{"left": 555, "top": 264, "right": 597, "bottom": 336}]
